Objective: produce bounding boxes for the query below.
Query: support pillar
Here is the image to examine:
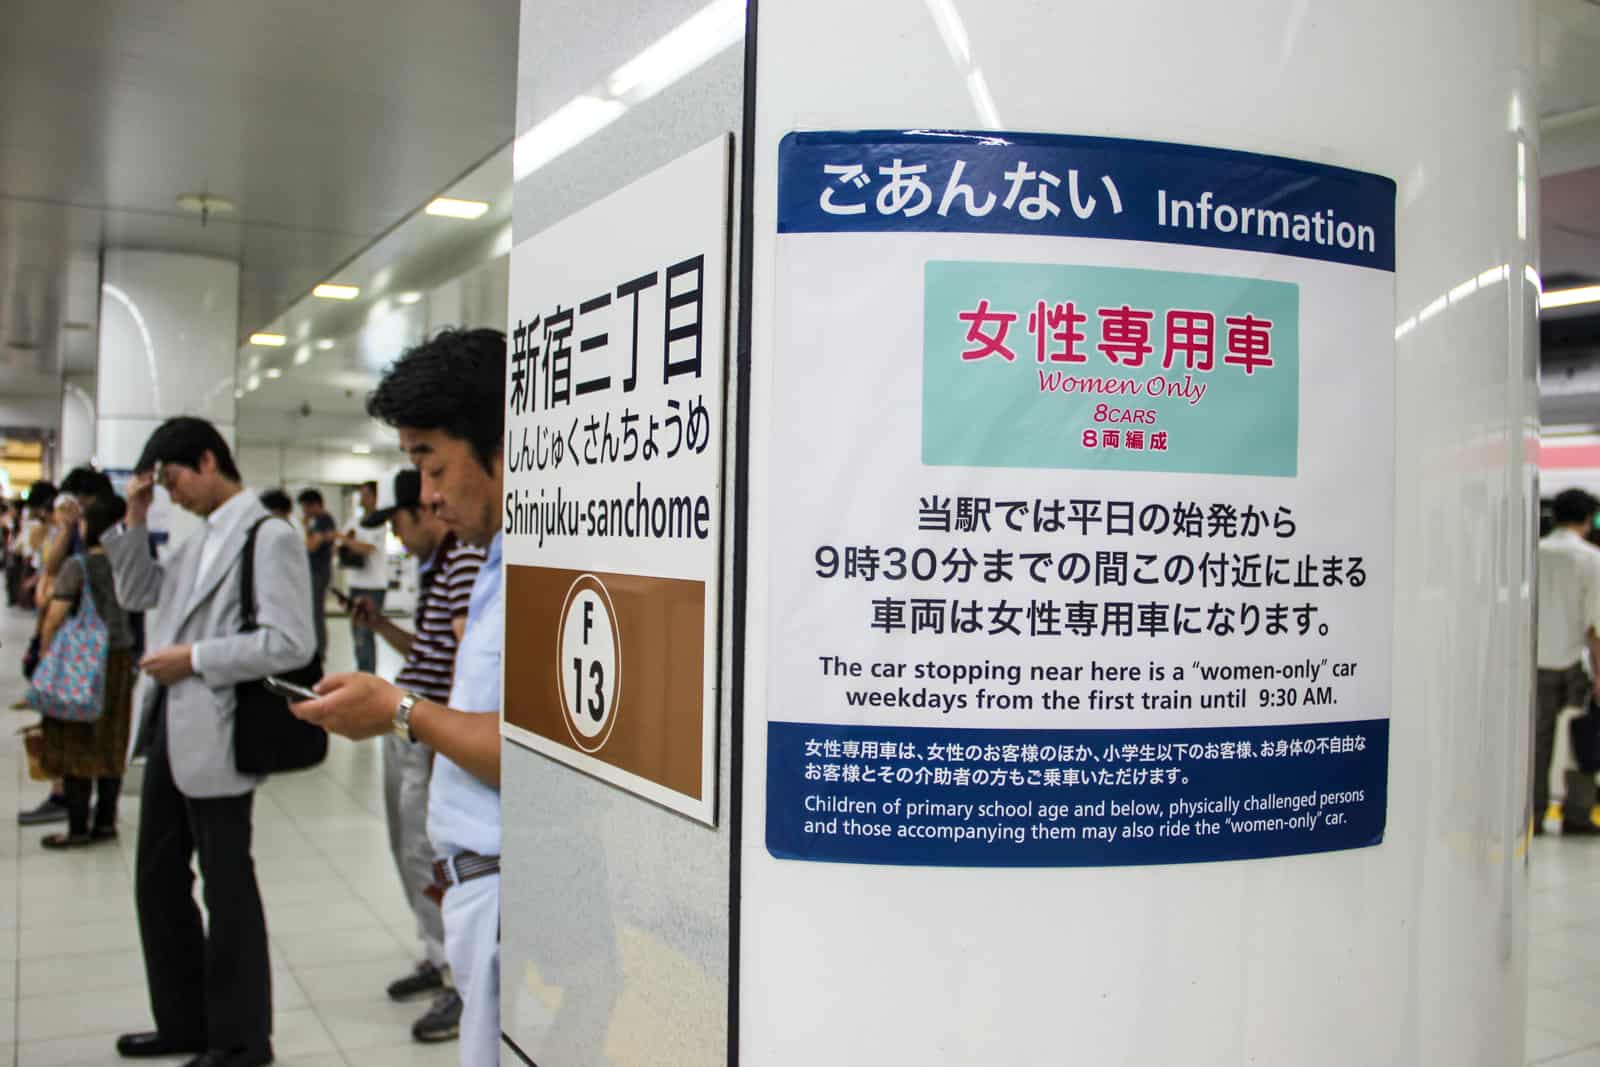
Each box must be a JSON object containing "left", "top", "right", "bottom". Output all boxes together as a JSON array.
[{"left": 96, "top": 250, "right": 239, "bottom": 470}]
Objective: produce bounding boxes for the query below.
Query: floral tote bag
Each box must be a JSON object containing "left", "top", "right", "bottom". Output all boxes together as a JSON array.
[{"left": 24, "top": 555, "right": 109, "bottom": 722}]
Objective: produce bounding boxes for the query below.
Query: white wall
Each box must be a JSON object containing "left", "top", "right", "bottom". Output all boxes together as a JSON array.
[
  {"left": 0, "top": 391, "right": 59, "bottom": 430},
  {"left": 236, "top": 444, "right": 393, "bottom": 492},
  {"left": 57, "top": 373, "right": 96, "bottom": 475},
  {"left": 737, "top": 1, "right": 1536, "bottom": 1065}
]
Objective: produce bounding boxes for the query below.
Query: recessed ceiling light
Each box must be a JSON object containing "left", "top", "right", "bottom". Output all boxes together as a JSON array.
[
  {"left": 425, "top": 197, "right": 490, "bottom": 220},
  {"left": 247, "top": 374, "right": 262, "bottom": 391},
  {"left": 313, "top": 283, "right": 360, "bottom": 301},
  {"left": 398, "top": 291, "right": 423, "bottom": 305},
  {"left": 293, "top": 345, "right": 311, "bottom": 366},
  {"left": 316, "top": 338, "right": 335, "bottom": 350},
  {"left": 351, "top": 444, "right": 373, "bottom": 455},
  {"left": 264, "top": 368, "right": 283, "bottom": 379},
  {"left": 1543, "top": 284, "right": 1600, "bottom": 310},
  {"left": 175, "top": 193, "right": 237, "bottom": 217},
  {"left": 250, "top": 333, "right": 286, "bottom": 347},
  {"left": 234, "top": 388, "right": 245, "bottom": 399}
]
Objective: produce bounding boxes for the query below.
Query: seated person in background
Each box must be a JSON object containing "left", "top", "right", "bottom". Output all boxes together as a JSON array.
[{"left": 355, "top": 467, "right": 485, "bottom": 1044}]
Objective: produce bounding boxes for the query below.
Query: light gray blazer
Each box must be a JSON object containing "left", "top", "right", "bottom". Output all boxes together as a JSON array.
[{"left": 105, "top": 495, "right": 317, "bottom": 798}]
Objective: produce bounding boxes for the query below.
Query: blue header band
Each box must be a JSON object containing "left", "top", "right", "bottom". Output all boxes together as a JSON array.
[{"left": 778, "top": 130, "right": 1396, "bottom": 272}]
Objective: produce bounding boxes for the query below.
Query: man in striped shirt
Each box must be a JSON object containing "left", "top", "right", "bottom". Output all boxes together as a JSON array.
[{"left": 351, "top": 468, "right": 485, "bottom": 1043}]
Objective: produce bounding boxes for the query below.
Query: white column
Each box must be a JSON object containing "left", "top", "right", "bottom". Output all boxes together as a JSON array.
[
  {"left": 739, "top": 2, "right": 1537, "bottom": 1066},
  {"left": 96, "top": 250, "right": 239, "bottom": 469},
  {"left": 56, "top": 373, "right": 96, "bottom": 475}
]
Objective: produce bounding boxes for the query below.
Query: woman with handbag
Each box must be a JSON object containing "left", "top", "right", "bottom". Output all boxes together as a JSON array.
[{"left": 29, "top": 493, "right": 136, "bottom": 849}]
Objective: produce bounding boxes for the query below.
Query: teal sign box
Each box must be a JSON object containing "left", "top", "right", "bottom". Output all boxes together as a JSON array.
[{"left": 923, "top": 261, "right": 1300, "bottom": 477}]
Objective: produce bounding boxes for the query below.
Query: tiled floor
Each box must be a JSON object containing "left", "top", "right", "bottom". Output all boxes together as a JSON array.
[
  {"left": 2, "top": 604, "right": 457, "bottom": 1067},
  {"left": 11, "top": 605, "right": 1600, "bottom": 1066},
  {"left": 1528, "top": 831, "right": 1600, "bottom": 1065}
]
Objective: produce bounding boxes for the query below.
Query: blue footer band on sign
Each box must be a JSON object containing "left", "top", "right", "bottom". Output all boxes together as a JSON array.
[{"left": 766, "top": 718, "right": 1388, "bottom": 867}]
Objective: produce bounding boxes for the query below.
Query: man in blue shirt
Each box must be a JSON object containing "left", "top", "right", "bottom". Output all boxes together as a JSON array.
[{"left": 291, "top": 328, "right": 506, "bottom": 1067}]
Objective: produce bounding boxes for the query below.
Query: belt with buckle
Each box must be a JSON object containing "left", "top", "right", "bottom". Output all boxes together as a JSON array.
[{"left": 426, "top": 851, "right": 500, "bottom": 904}]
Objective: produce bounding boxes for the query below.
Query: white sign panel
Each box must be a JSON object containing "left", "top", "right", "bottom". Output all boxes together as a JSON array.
[
  {"left": 502, "top": 134, "right": 732, "bottom": 826},
  {"left": 765, "top": 130, "right": 1395, "bottom": 867}
]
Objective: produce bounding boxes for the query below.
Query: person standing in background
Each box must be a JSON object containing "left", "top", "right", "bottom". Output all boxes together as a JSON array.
[
  {"left": 355, "top": 467, "right": 484, "bottom": 1044},
  {"left": 33, "top": 493, "right": 136, "bottom": 848},
  {"left": 107, "top": 416, "right": 316, "bottom": 1066},
  {"left": 297, "top": 488, "right": 337, "bottom": 659},
  {"left": 259, "top": 489, "right": 293, "bottom": 521},
  {"left": 337, "top": 480, "right": 389, "bottom": 674},
  {"left": 1535, "top": 487, "right": 1600, "bottom": 836},
  {"left": 291, "top": 327, "right": 507, "bottom": 1067}
]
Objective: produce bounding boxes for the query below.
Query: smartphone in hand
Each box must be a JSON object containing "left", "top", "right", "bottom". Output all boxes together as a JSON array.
[{"left": 264, "top": 676, "right": 319, "bottom": 703}]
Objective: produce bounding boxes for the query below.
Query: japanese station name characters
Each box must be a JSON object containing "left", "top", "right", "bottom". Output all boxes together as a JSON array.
[{"left": 505, "top": 253, "right": 718, "bottom": 548}]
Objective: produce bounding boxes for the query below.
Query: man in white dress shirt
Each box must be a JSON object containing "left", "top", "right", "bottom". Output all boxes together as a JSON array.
[{"left": 1536, "top": 488, "right": 1600, "bottom": 836}]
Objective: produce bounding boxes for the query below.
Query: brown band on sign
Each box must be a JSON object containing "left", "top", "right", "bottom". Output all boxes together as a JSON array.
[{"left": 506, "top": 564, "right": 705, "bottom": 800}]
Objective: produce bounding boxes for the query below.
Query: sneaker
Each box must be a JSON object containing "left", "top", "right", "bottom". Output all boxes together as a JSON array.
[
  {"left": 386, "top": 960, "right": 445, "bottom": 1001},
  {"left": 18, "top": 794, "right": 68, "bottom": 826},
  {"left": 412, "top": 989, "right": 461, "bottom": 1043}
]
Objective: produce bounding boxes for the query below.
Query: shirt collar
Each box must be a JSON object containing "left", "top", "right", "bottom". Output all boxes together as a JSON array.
[
  {"left": 421, "top": 530, "right": 457, "bottom": 575},
  {"left": 206, "top": 488, "right": 255, "bottom": 537},
  {"left": 485, "top": 531, "right": 503, "bottom": 568}
]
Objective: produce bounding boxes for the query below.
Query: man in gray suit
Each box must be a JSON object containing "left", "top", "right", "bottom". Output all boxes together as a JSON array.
[{"left": 104, "top": 417, "right": 316, "bottom": 1067}]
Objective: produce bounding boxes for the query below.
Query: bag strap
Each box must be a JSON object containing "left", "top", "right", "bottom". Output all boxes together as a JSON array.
[
  {"left": 69, "top": 553, "right": 100, "bottom": 623},
  {"left": 239, "top": 517, "right": 272, "bottom": 634}
]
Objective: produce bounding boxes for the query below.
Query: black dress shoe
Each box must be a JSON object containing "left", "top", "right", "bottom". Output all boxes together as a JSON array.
[
  {"left": 116, "top": 1031, "right": 206, "bottom": 1058},
  {"left": 182, "top": 1047, "right": 274, "bottom": 1067}
]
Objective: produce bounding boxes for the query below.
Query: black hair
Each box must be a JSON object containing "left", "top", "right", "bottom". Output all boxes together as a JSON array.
[
  {"left": 25, "top": 481, "right": 56, "bottom": 511},
  {"left": 366, "top": 327, "right": 506, "bottom": 473},
  {"left": 359, "top": 480, "right": 378, "bottom": 494},
  {"left": 1552, "top": 488, "right": 1600, "bottom": 528},
  {"left": 60, "top": 466, "right": 112, "bottom": 499},
  {"left": 134, "top": 417, "right": 241, "bottom": 481},
  {"left": 296, "top": 488, "right": 324, "bottom": 507},
  {"left": 82, "top": 494, "right": 126, "bottom": 548},
  {"left": 260, "top": 489, "right": 293, "bottom": 515}
]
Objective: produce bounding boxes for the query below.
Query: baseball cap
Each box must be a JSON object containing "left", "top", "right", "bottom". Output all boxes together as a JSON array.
[{"left": 361, "top": 468, "right": 422, "bottom": 527}]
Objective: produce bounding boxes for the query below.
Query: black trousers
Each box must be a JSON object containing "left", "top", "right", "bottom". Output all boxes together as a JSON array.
[
  {"left": 136, "top": 704, "right": 272, "bottom": 1051},
  {"left": 61, "top": 775, "right": 121, "bottom": 836},
  {"left": 1535, "top": 664, "right": 1598, "bottom": 827}
]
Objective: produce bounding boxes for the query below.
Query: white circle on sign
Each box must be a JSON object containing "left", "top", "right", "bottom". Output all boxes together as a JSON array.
[{"left": 557, "top": 574, "right": 621, "bottom": 753}]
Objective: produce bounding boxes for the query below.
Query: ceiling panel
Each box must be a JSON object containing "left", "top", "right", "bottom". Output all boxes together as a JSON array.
[{"left": 0, "top": 0, "right": 517, "bottom": 380}]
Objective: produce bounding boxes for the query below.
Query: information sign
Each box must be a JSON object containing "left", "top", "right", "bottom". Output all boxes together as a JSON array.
[{"left": 766, "top": 130, "right": 1395, "bottom": 866}]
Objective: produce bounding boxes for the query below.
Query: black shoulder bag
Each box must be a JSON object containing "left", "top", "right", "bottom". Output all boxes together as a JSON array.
[{"left": 233, "top": 516, "right": 327, "bottom": 774}]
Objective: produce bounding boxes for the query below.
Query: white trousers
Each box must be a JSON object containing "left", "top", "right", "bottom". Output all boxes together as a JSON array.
[{"left": 443, "top": 871, "right": 500, "bottom": 1067}]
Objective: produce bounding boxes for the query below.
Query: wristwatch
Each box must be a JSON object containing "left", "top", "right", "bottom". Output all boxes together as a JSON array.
[{"left": 393, "top": 690, "right": 421, "bottom": 742}]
